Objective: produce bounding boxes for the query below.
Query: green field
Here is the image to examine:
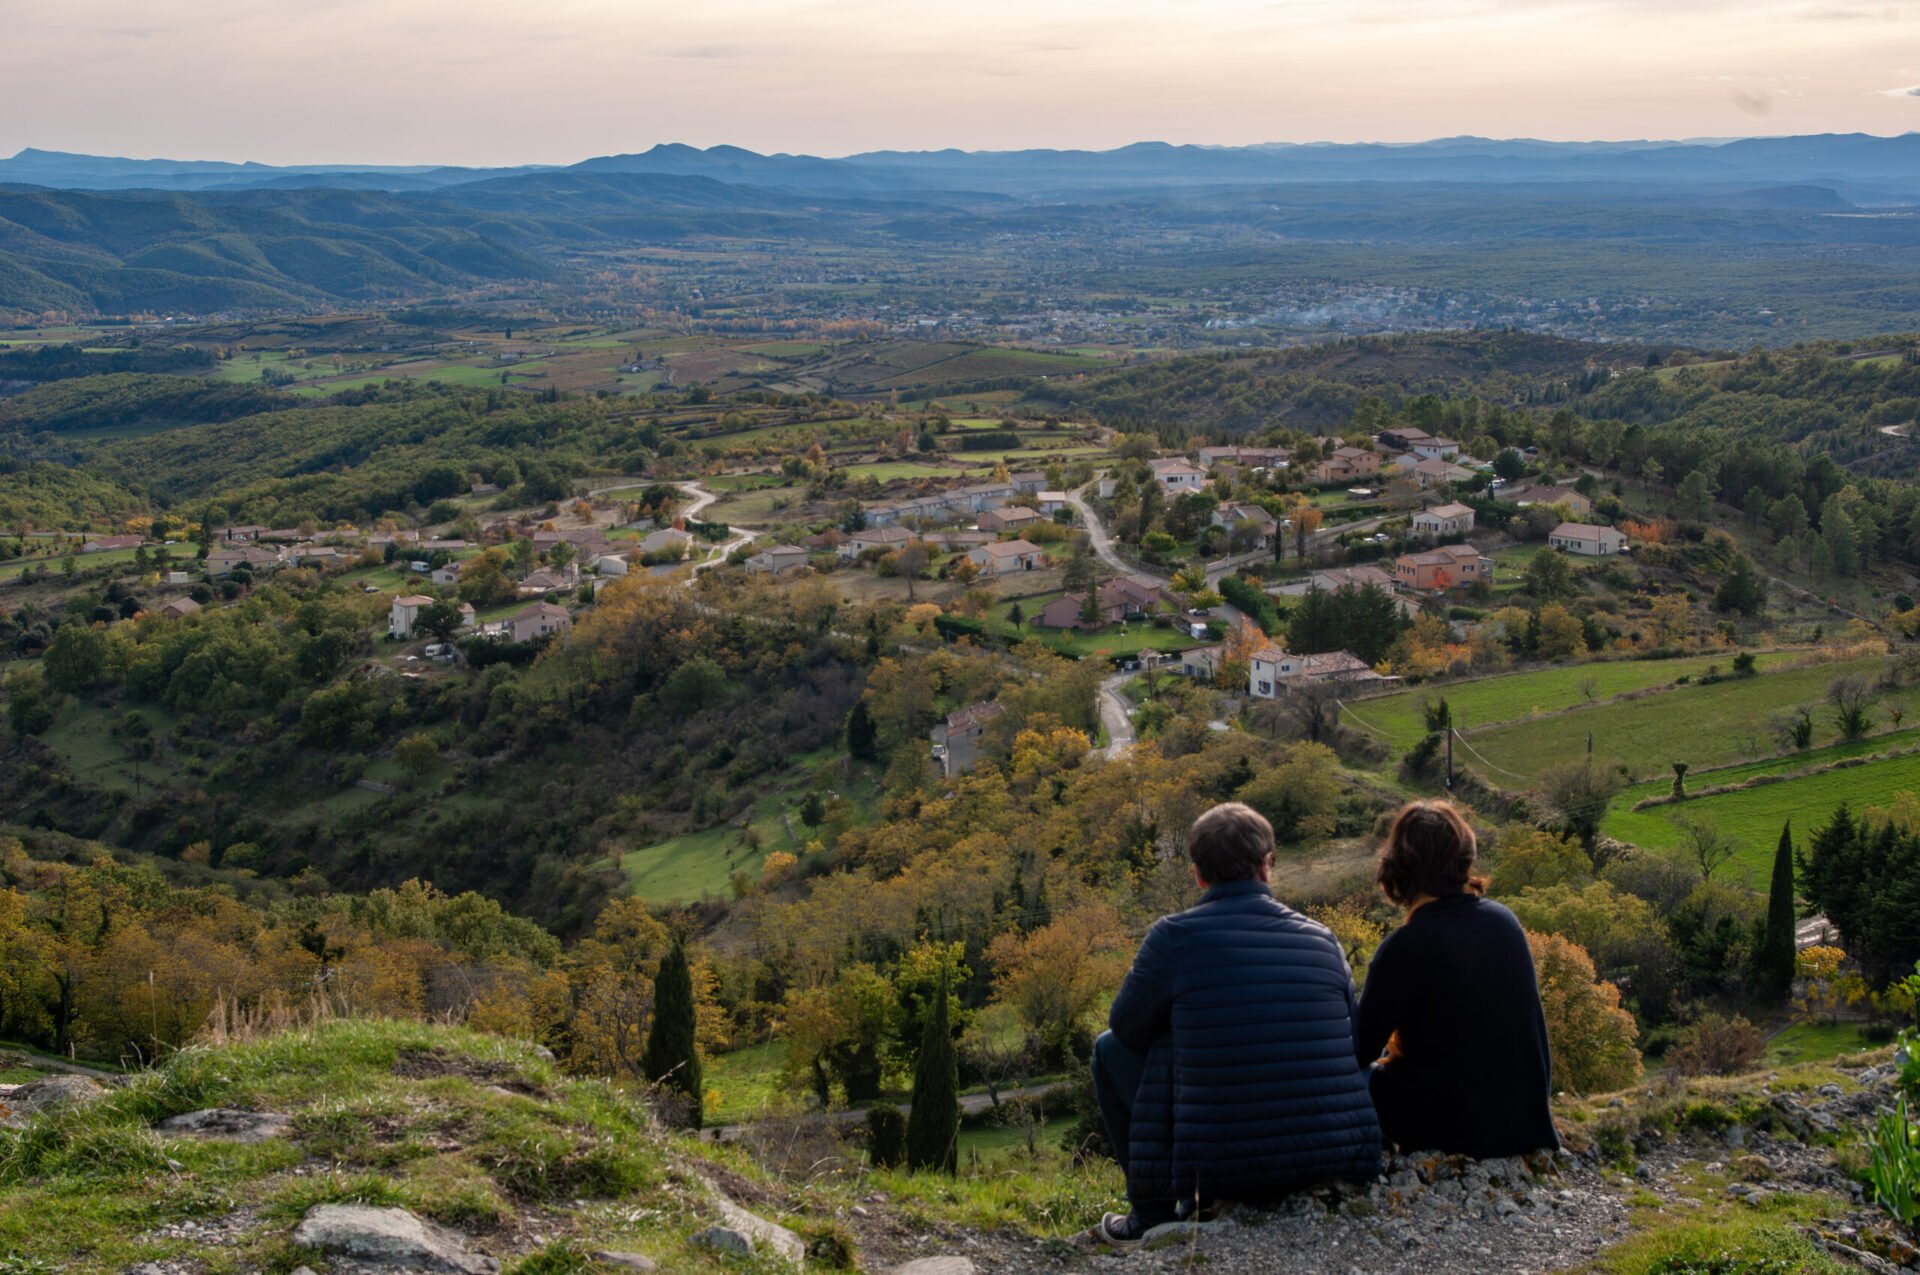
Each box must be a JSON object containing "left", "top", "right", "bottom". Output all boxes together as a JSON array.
[
  {"left": 984, "top": 593, "right": 1199, "bottom": 659},
  {"left": 1603, "top": 738, "right": 1920, "bottom": 876},
  {"left": 1346, "top": 651, "right": 1804, "bottom": 751},
  {"left": 1445, "top": 656, "right": 1902, "bottom": 783},
  {"left": 704, "top": 1040, "right": 789, "bottom": 1124},
  {"left": 616, "top": 752, "right": 878, "bottom": 902}
]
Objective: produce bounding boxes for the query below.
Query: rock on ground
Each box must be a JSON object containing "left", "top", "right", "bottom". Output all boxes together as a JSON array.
[
  {"left": 706, "top": 1177, "right": 808, "bottom": 1263},
  {"left": 892, "top": 1260, "right": 979, "bottom": 1275},
  {"left": 0, "top": 1075, "right": 107, "bottom": 1128},
  {"left": 589, "top": 1252, "right": 658, "bottom": 1272},
  {"left": 291, "top": 1204, "right": 499, "bottom": 1275},
  {"left": 156, "top": 1108, "right": 291, "bottom": 1143},
  {"left": 692, "top": 1226, "right": 755, "bottom": 1256}
]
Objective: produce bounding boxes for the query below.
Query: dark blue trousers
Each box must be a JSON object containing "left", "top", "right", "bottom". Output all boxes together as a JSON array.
[{"left": 1091, "top": 1030, "right": 1180, "bottom": 1225}]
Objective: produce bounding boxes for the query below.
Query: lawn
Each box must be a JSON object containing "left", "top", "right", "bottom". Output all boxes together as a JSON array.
[
  {"left": 958, "top": 1115, "right": 1077, "bottom": 1164},
  {"left": 1602, "top": 740, "right": 1920, "bottom": 876},
  {"left": 985, "top": 594, "right": 1200, "bottom": 659},
  {"left": 1765, "top": 1021, "right": 1882, "bottom": 1067},
  {"left": 1347, "top": 651, "right": 1804, "bottom": 751},
  {"left": 1444, "top": 655, "right": 1902, "bottom": 783}
]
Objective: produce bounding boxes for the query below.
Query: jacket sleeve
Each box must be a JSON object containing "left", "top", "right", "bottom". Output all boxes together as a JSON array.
[
  {"left": 1353, "top": 929, "right": 1405, "bottom": 1068},
  {"left": 1107, "top": 919, "right": 1176, "bottom": 1054}
]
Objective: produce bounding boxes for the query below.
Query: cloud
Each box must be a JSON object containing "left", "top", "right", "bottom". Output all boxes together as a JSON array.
[
  {"left": 1731, "top": 88, "right": 1776, "bottom": 114},
  {"left": 1877, "top": 83, "right": 1920, "bottom": 95}
]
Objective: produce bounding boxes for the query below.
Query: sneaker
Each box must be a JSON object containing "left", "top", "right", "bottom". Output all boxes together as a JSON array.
[{"left": 1082, "top": 1212, "right": 1149, "bottom": 1251}]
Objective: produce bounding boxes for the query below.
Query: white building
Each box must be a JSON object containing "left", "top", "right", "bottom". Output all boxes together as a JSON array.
[
  {"left": 1411, "top": 502, "right": 1476, "bottom": 538},
  {"left": 389, "top": 595, "right": 434, "bottom": 639}
]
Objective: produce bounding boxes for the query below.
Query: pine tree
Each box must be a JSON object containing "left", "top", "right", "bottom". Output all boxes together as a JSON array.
[
  {"left": 846, "top": 700, "right": 878, "bottom": 761},
  {"left": 1760, "top": 822, "right": 1797, "bottom": 1001},
  {"left": 640, "top": 938, "right": 703, "bottom": 1129},
  {"left": 905, "top": 975, "right": 959, "bottom": 1174}
]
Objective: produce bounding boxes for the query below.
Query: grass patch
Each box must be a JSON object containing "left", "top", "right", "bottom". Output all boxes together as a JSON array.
[{"left": 1764, "top": 1021, "right": 1878, "bottom": 1067}]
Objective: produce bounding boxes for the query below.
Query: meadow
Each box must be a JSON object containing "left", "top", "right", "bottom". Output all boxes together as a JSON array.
[
  {"left": 1602, "top": 735, "right": 1920, "bottom": 876},
  {"left": 1345, "top": 651, "right": 1805, "bottom": 751},
  {"left": 1443, "top": 655, "right": 1901, "bottom": 784}
]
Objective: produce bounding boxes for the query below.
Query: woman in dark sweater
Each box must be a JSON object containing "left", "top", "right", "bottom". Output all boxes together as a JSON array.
[{"left": 1355, "top": 801, "right": 1560, "bottom": 1158}]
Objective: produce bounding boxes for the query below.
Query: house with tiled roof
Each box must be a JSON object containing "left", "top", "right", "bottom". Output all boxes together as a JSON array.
[
  {"left": 1411, "top": 502, "right": 1476, "bottom": 538},
  {"left": 1548, "top": 522, "right": 1627, "bottom": 556},
  {"left": 967, "top": 539, "right": 1046, "bottom": 575}
]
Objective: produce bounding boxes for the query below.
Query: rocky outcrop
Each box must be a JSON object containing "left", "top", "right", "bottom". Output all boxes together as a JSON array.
[
  {"left": 0, "top": 1075, "right": 107, "bottom": 1128},
  {"left": 156, "top": 1108, "right": 291, "bottom": 1143},
  {"left": 291, "top": 1205, "right": 499, "bottom": 1274}
]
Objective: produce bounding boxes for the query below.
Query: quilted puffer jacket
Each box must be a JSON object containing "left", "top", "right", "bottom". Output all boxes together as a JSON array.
[{"left": 1108, "top": 880, "right": 1382, "bottom": 1204}]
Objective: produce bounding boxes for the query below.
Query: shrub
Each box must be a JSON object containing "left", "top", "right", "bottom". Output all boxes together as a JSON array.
[
  {"left": 1665, "top": 1014, "right": 1765, "bottom": 1077},
  {"left": 1527, "top": 930, "right": 1643, "bottom": 1094},
  {"left": 866, "top": 1105, "right": 906, "bottom": 1168}
]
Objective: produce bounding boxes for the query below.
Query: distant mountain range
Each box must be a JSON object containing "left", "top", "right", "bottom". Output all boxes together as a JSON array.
[{"left": 7, "top": 133, "right": 1920, "bottom": 202}]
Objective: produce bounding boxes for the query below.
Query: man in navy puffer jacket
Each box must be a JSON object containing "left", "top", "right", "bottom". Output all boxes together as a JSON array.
[{"left": 1086, "top": 802, "right": 1382, "bottom": 1248}]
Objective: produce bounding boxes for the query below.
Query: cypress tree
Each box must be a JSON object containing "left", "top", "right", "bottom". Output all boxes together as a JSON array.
[
  {"left": 905, "top": 975, "right": 959, "bottom": 1174},
  {"left": 846, "top": 700, "right": 878, "bottom": 761},
  {"left": 1761, "top": 822, "right": 1797, "bottom": 1001},
  {"left": 641, "top": 938, "right": 703, "bottom": 1129}
]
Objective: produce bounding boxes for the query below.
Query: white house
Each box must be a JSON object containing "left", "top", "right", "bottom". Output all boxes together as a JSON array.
[
  {"left": 967, "top": 539, "right": 1045, "bottom": 575},
  {"left": 745, "top": 545, "right": 812, "bottom": 574},
  {"left": 1548, "top": 522, "right": 1628, "bottom": 556},
  {"left": 430, "top": 564, "right": 463, "bottom": 587},
  {"left": 640, "top": 528, "right": 695, "bottom": 556},
  {"left": 1149, "top": 458, "right": 1208, "bottom": 491},
  {"left": 1035, "top": 491, "right": 1070, "bottom": 514},
  {"left": 592, "top": 554, "right": 630, "bottom": 577},
  {"left": 1412, "top": 437, "right": 1464, "bottom": 461},
  {"left": 389, "top": 595, "right": 434, "bottom": 639},
  {"left": 506, "top": 602, "right": 571, "bottom": 644},
  {"left": 1411, "top": 502, "right": 1476, "bottom": 538},
  {"left": 1247, "top": 646, "right": 1383, "bottom": 699},
  {"left": 841, "top": 527, "right": 912, "bottom": 560}
]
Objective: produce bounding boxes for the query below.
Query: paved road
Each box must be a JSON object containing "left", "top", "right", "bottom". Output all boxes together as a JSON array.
[
  {"left": 672, "top": 480, "right": 759, "bottom": 574},
  {"left": 1096, "top": 670, "right": 1140, "bottom": 759}
]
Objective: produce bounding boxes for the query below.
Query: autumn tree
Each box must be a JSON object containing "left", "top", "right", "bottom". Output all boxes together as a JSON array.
[
  {"left": 1526, "top": 930, "right": 1642, "bottom": 1094},
  {"left": 985, "top": 905, "right": 1131, "bottom": 1065}
]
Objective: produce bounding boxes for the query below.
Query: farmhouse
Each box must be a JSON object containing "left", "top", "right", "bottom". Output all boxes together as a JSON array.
[
  {"left": 1149, "top": 458, "right": 1208, "bottom": 491},
  {"left": 745, "top": 544, "right": 813, "bottom": 574},
  {"left": 1211, "top": 501, "right": 1279, "bottom": 546},
  {"left": 157, "top": 598, "right": 201, "bottom": 621},
  {"left": 841, "top": 526, "right": 912, "bottom": 559},
  {"left": 205, "top": 546, "right": 282, "bottom": 577},
  {"left": 1311, "top": 447, "right": 1381, "bottom": 483},
  {"left": 1377, "top": 426, "right": 1433, "bottom": 452},
  {"left": 506, "top": 602, "right": 571, "bottom": 644},
  {"left": 1248, "top": 646, "right": 1386, "bottom": 698},
  {"left": 1197, "top": 445, "right": 1292, "bottom": 469},
  {"left": 967, "top": 539, "right": 1046, "bottom": 575},
  {"left": 978, "top": 506, "right": 1044, "bottom": 533},
  {"left": 1407, "top": 457, "right": 1476, "bottom": 489},
  {"left": 1411, "top": 502, "right": 1476, "bottom": 538},
  {"left": 1548, "top": 522, "right": 1628, "bottom": 556},
  {"left": 430, "top": 564, "right": 462, "bottom": 586},
  {"left": 389, "top": 595, "right": 435, "bottom": 640},
  {"left": 932, "top": 700, "right": 1003, "bottom": 777},
  {"left": 1394, "top": 543, "right": 1494, "bottom": 592},
  {"left": 81, "top": 535, "right": 145, "bottom": 554}
]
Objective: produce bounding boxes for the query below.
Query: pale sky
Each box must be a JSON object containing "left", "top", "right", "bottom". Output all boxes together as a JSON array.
[{"left": 4, "top": 0, "right": 1918, "bottom": 165}]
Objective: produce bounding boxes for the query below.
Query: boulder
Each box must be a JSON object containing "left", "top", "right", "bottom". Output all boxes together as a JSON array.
[
  {"left": 589, "top": 1254, "right": 657, "bottom": 1272},
  {"left": 707, "top": 1181, "right": 806, "bottom": 1264},
  {"left": 691, "top": 1226, "right": 754, "bottom": 1256},
  {"left": 291, "top": 1204, "right": 499, "bottom": 1274},
  {"left": 157, "top": 1108, "right": 291, "bottom": 1143},
  {"left": 891, "top": 1260, "right": 978, "bottom": 1275},
  {"left": 0, "top": 1075, "right": 108, "bottom": 1128}
]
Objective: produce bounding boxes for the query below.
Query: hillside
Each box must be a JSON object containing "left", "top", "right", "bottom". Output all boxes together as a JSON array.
[{"left": 2, "top": 1017, "right": 1913, "bottom": 1273}]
